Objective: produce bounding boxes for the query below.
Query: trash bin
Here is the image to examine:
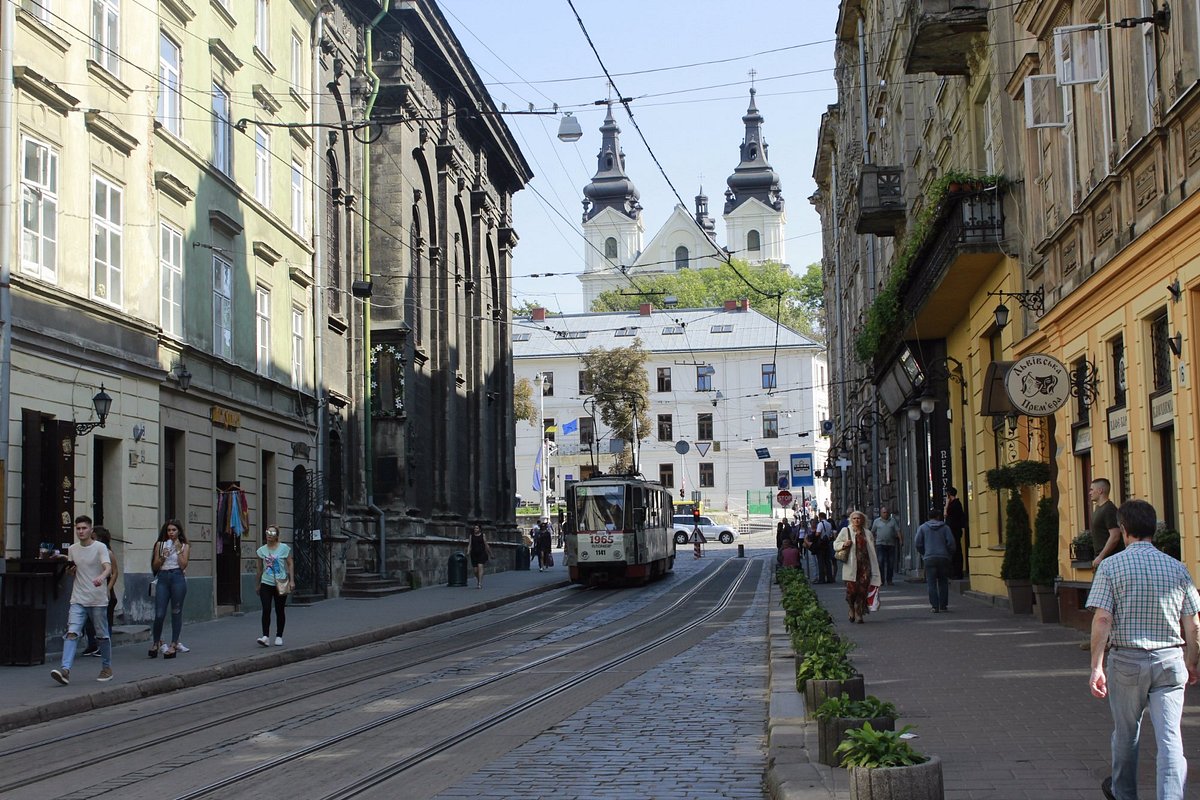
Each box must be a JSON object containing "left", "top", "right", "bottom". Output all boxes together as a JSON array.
[
  {"left": 737, "top": 544, "right": 745, "bottom": 559},
  {"left": 1, "top": 569, "right": 57, "bottom": 666},
  {"left": 447, "top": 552, "right": 469, "bottom": 587},
  {"left": 515, "top": 545, "right": 531, "bottom": 571}
]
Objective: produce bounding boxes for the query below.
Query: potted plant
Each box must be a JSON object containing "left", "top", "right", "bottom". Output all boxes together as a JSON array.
[
  {"left": 1069, "top": 531, "right": 1095, "bottom": 564},
  {"left": 814, "top": 693, "right": 897, "bottom": 767},
  {"left": 1030, "top": 497, "right": 1060, "bottom": 623},
  {"left": 796, "top": 635, "right": 864, "bottom": 710},
  {"left": 999, "top": 491, "right": 1033, "bottom": 614},
  {"left": 835, "top": 722, "right": 944, "bottom": 799},
  {"left": 1153, "top": 529, "right": 1182, "bottom": 560}
]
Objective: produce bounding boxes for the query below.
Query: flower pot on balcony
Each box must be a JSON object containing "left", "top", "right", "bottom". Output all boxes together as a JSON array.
[
  {"left": 1033, "top": 584, "right": 1060, "bottom": 624},
  {"left": 805, "top": 675, "right": 865, "bottom": 712},
  {"left": 820, "top": 716, "right": 895, "bottom": 766},
  {"left": 1006, "top": 579, "right": 1033, "bottom": 614},
  {"left": 847, "top": 756, "right": 944, "bottom": 800}
]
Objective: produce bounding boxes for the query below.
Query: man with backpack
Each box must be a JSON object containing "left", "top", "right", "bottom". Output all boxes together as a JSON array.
[{"left": 815, "top": 512, "right": 835, "bottom": 584}]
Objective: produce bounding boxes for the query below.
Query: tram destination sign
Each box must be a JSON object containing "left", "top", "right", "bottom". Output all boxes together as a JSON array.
[{"left": 1003, "top": 353, "right": 1070, "bottom": 417}]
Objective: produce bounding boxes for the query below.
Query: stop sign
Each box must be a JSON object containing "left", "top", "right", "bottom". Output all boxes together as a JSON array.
[{"left": 776, "top": 490, "right": 793, "bottom": 507}]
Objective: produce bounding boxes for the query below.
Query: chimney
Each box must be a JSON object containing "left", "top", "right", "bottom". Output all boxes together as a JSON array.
[
  {"left": 532, "top": 307, "right": 546, "bottom": 321},
  {"left": 639, "top": 303, "right": 653, "bottom": 316},
  {"left": 723, "top": 299, "right": 737, "bottom": 311},
  {"left": 739, "top": 297, "right": 750, "bottom": 312}
]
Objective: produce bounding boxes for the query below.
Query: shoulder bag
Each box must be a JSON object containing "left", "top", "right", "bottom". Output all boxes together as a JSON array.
[{"left": 273, "top": 560, "right": 291, "bottom": 596}]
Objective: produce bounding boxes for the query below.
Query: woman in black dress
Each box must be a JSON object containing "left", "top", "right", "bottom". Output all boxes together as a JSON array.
[{"left": 467, "top": 525, "right": 491, "bottom": 589}]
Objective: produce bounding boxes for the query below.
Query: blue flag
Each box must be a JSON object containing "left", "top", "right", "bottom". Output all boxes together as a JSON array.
[
  {"left": 561, "top": 418, "right": 579, "bottom": 436},
  {"left": 532, "top": 443, "right": 543, "bottom": 492}
]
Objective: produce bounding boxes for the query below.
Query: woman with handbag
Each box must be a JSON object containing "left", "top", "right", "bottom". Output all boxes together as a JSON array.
[
  {"left": 833, "top": 510, "right": 881, "bottom": 624},
  {"left": 150, "top": 519, "right": 190, "bottom": 658},
  {"left": 255, "top": 526, "right": 293, "bottom": 646}
]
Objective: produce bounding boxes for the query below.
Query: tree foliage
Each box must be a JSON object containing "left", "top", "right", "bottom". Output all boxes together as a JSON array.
[
  {"left": 512, "top": 299, "right": 557, "bottom": 318},
  {"left": 513, "top": 377, "right": 537, "bottom": 426},
  {"left": 592, "top": 260, "right": 824, "bottom": 341},
  {"left": 580, "top": 340, "right": 651, "bottom": 474}
]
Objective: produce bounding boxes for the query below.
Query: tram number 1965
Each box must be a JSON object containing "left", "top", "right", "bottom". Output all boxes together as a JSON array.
[{"left": 589, "top": 533, "right": 614, "bottom": 545}]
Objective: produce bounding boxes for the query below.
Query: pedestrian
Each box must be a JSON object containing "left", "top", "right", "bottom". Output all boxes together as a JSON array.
[
  {"left": 915, "top": 506, "right": 955, "bottom": 613},
  {"left": 468, "top": 524, "right": 492, "bottom": 587},
  {"left": 81, "top": 526, "right": 118, "bottom": 658},
  {"left": 832, "top": 510, "right": 880, "bottom": 624},
  {"left": 521, "top": 527, "right": 534, "bottom": 566},
  {"left": 534, "top": 519, "right": 553, "bottom": 572},
  {"left": 149, "top": 519, "right": 190, "bottom": 659},
  {"left": 1087, "top": 499, "right": 1200, "bottom": 800},
  {"left": 254, "top": 526, "right": 293, "bottom": 646},
  {"left": 780, "top": 538, "right": 801, "bottom": 569},
  {"left": 776, "top": 519, "right": 791, "bottom": 566},
  {"left": 944, "top": 487, "right": 967, "bottom": 579},
  {"left": 1089, "top": 478, "right": 1123, "bottom": 568},
  {"left": 815, "top": 511, "right": 835, "bottom": 583},
  {"left": 51, "top": 515, "right": 113, "bottom": 685},
  {"left": 869, "top": 506, "right": 903, "bottom": 586}
]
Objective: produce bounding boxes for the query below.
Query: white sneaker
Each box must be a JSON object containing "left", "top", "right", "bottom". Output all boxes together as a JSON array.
[
  {"left": 256, "top": 636, "right": 270, "bottom": 647},
  {"left": 273, "top": 636, "right": 284, "bottom": 646},
  {"left": 175, "top": 643, "right": 190, "bottom": 653}
]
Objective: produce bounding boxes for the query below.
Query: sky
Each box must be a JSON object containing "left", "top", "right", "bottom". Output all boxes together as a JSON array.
[{"left": 437, "top": 0, "right": 842, "bottom": 316}]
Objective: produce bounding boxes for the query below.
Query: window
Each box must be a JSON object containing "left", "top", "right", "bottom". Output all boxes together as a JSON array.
[
  {"left": 1111, "top": 334, "right": 1126, "bottom": 406},
  {"left": 511, "top": 332, "right": 530, "bottom": 342},
  {"left": 255, "top": 126, "right": 271, "bottom": 204},
  {"left": 659, "top": 463, "right": 674, "bottom": 489},
  {"left": 699, "top": 462, "right": 714, "bottom": 488},
  {"left": 604, "top": 237, "right": 617, "bottom": 259},
  {"left": 1072, "top": 357, "right": 1090, "bottom": 424},
  {"left": 579, "top": 417, "right": 594, "bottom": 446},
  {"left": 1114, "top": 442, "right": 1130, "bottom": 503},
  {"left": 578, "top": 370, "right": 594, "bottom": 395},
  {"left": 710, "top": 324, "right": 733, "bottom": 333},
  {"left": 675, "top": 245, "right": 689, "bottom": 270},
  {"left": 762, "top": 363, "right": 777, "bottom": 389},
  {"left": 764, "top": 460, "right": 780, "bottom": 488},
  {"left": 543, "top": 418, "right": 555, "bottom": 442},
  {"left": 615, "top": 326, "right": 636, "bottom": 337},
  {"left": 747, "top": 229, "right": 761, "bottom": 252},
  {"left": 256, "top": 287, "right": 271, "bottom": 376},
  {"left": 657, "top": 414, "right": 673, "bottom": 441},
  {"left": 92, "top": 0, "right": 119, "bottom": 75},
  {"left": 158, "top": 33, "right": 182, "bottom": 135},
  {"left": 21, "top": 1, "right": 51, "bottom": 22},
  {"left": 91, "top": 175, "right": 123, "bottom": 306},
  {"left": 541, "top": 372, "right": 554, "bottom": 397},
  {"left": 290, "top": 159, "right": 304, "bottom": 233},
  {"left": 212, "top": 84, "right": 232, "bottom": 174},
  {"left": 1150, "top": 312, "right": 1171, "bottom": 392},
  {"left": 662, "top": 325, "right": 684, "bottom": 335},
  {"left": 255, "top": 0, "right": 270, "bottom": 55},
  {"left": 291, "top": 307, "right": 304, "bottom": 389},
  {"left": 554, "top": 330, "right": 587, "bottom": 340},
  {"left": 213, "top": 254, "right": 233, "bottom": 359},
  {"left": 697, "top": 412, "right": 713, "bottom": 441},
  {"left": 656, "top": 367, "right": 671, "bottom": 392},
  {"left": 762, "top": 411, "right": 779, "bottom": 438},
  {"left": 290, "top": 31, "right": 303, "bottom": 91},
  {"left": 20, "top": 136, "right": 58, "bottom": 281},
  {"left": 696, "top": 365, "right": 713, "bottom": 392},
  {"left": 160, "top": 222, "right": 183, "bottom": 337}
]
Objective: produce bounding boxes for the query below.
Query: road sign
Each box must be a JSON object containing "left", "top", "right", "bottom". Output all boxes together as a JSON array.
[
  {"left": 776, "top": 490, "right": 793, "bottom": 507},
  {"left": 790, "top": 453, "right": 814, "bottom": 487},
  {"left": 675, "top": 440, "right": 690, "bottom": 454}
]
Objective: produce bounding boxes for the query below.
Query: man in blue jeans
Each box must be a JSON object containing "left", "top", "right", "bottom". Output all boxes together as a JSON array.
[
  {"left": 51, "top": 515, "right": 113, "bottom": 685},
  {"left": 1087, "top": 499, "right": 1199, "bottom": 800},
  {"left": 914, "top": 506, "right": 954, "bottom": 613},
  {"left": 869, "top": 506, "right": 904, "bottom": 585}
]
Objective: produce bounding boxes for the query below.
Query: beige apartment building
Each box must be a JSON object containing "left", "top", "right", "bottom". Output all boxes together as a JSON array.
[{"left": 814, "top": 0, "right": 1198, "bottom": 614}]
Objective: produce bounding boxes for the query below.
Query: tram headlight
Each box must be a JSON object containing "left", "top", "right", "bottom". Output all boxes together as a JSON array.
[{"left": 612, "top": 549, "right": 623, "bottom": 559}]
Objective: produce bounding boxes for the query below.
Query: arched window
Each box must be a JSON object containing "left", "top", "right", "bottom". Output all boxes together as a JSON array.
[
  {"left": 675, "top": 245, "right": 689, "bottom": 270},
  {"left": 604, "top": 237, "right": 618, "bottom": 260},
  {"left": 747, "top": 229, "right": 761, "bottom": 252}
]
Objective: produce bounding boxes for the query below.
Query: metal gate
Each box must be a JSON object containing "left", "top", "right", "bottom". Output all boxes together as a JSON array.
[{"left": 292, "top": 467, "right": 330, "bottom": 600}]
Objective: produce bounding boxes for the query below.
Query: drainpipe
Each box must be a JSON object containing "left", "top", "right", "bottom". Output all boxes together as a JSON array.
[
  {"left": 362, "top": 1, "right": 391, "bottom": 571},
  {"left": 311, "top": 6, "right": 330, "bottom": 515},
  {"left": 0, "top": 0, "right": 15, "bottom": 548},
  {"left": 830, "top": 156, "right": 846, "bottom": 511},
  {"left": 858, "top": 15, "right": 880, "bottom": 514}
]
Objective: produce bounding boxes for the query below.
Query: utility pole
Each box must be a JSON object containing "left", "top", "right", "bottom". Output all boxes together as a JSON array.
[{"left": 535, "top": 372, "right": 549, "bottom": 521}]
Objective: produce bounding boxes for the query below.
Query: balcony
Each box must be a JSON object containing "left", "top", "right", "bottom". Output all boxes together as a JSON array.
[
  {"left": 855, "top": 164, "right": 905, "bottom": 236},
  {"left": 901, "top": 187, "right": 1006, "bottom": 338},
  {"left": 904, "top": 0, "right": 989, "bottom": 76}
]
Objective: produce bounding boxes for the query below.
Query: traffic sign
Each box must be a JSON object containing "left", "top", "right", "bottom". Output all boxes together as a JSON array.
[{"left": 776, "top": 490, "right": 793, "bottom": 507}]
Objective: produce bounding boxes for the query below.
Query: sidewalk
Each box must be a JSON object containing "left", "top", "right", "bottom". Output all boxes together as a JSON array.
[
  {"left": 0, "top": 563, "right": 569, "bottom": 734},
  {"left": 766, "top": 574, "right": 1200, "bottom": 800}
]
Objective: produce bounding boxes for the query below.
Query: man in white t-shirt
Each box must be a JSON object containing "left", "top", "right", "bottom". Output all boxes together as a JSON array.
[{"left": 51, "top": 516, "right": 113, "bottom": 685}]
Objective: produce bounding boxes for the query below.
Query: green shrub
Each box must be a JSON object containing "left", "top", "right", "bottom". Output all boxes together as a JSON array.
[
  {"left": 814, "top": 693, "right": 898, "bottom": 722},
  {"left": 795, "top": 638, "right": 857, "bottom": 690},
  {"left": 1154, "top": 529, "right": 1182, "bottom": 560},
  {"left": 986, "top": 460, "right": 1051, "bottom": 491},
  {"left": 1029, "top": 497, "right": 1059, "bottom": 587},
  {"left": 834, "top": 722, "right": 927, "bottom": 768},
  {"left": 1000, "top": 491, "right": 1032, "bottom": 582}
]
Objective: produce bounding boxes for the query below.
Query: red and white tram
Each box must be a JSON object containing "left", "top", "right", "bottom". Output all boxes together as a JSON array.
[{"left": 564, "top": 476, "right": 675, "bottom": 585}]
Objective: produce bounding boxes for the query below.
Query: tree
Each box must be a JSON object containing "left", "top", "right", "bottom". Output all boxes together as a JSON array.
[
  {"left": 591, "top": 259, "right": 824, "bottom": 341},
  {"left": 580, "top": 340, "right": 651, "bottom": 474},
  {"left": 513, "top": 377, "right": 537, "bottom": 426}
]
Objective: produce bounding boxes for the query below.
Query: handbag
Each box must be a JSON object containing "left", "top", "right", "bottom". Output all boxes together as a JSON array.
[
  {"left": 868, "top": 585, "right": 881, "bottom": 612},
  {"left": 835, "top": 546, "right": 849, "bottom": 562},
  {"left": 148, "top": 577, "right": 158, "bottom": 598},
  {"left": 275, "top": 576, "right": 291, "bottom": 596},
  {"left": 547, "top": 553, "right": 554, "bottom": 567}
]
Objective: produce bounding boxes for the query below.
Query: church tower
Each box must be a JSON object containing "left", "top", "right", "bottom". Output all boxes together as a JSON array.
[
  {"left": 723, "top": 88, "right": 786, "bottom": 264},
  {"left": 579, "top": 104, "right": 645, "bottom": 308}
]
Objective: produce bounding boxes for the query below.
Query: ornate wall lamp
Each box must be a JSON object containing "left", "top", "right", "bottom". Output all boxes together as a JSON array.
[
  {"left": 171, "top": 363, "right": 192, "bottom": 392},
  {"left": 987, "top": 286, "right": 1045, "bottom": 330},
  {"left": 75, "top": 385, "right": 113, "bottom": 437}
]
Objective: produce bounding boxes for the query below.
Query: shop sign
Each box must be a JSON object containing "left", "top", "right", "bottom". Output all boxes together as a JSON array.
[
  {"left": 1151, "top": 392, "right": 1174, "bottom": 430},
  {"left": 1073, "top": 426, "right": 1092, "bottom": 454},
  {"left": 211, "top": 405, "right": 241, "bottom": 429},
  {"left": 1004, "top": 354, "right": 1070, "bottom": 416},
  {"left": 1107, "top": 407, "right": 1129, "bottom": 441}
]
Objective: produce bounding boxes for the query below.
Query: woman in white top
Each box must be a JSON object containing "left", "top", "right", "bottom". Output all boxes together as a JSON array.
[
  {"left": 150, "top": 519, "right": 190, "bottom": 658},
  {"left": 254, "top": 526, "right": 293, "bottom": 646}
]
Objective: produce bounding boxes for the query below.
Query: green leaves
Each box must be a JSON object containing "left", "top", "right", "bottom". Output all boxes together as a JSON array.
[
  {"left": 1000, "top": 490, "right": 1033, "bottom": 582},
  {"left": 834, "top": 722, "right": 927, "bottom": 768},
  {"left": 579, "top": 340, "right": 652, "bottom": 472},
  {"left": 814, "top": 693, "right": 898, "bottom": 722},
  {"left": 1029, "top": 497, "right": 1059, "bottom": 587},
  {"left": 985, "top": 460, "right": 1051, "bottom": 490}
]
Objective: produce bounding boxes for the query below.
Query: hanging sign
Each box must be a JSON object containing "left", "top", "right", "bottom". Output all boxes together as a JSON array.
[{"left": 1003, "top": 354, "right": 1070, "bottom": 416}]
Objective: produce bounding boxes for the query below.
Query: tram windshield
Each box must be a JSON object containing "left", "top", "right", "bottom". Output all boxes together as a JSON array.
[{"left": 575, "top": 485, "right": 626, "bottom": 531}]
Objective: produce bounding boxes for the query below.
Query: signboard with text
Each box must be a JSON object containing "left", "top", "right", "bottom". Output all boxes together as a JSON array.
[{"left": 790, "top": 453, "right": 814, "bottom": 487}]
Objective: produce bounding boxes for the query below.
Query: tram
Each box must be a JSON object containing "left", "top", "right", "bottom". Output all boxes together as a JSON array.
[{"left": 563, "top": 476, "right": 675, "bottom": 585}]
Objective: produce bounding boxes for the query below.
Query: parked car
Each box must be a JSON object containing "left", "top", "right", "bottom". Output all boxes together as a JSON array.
[{"left": 672, "top": 515, "right": 738, "bottom": 545}]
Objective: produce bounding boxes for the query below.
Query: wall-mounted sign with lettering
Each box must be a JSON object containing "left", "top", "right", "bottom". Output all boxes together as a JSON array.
[{"left": 1004, "top": 354, "right": 1070, "bottom": 416}]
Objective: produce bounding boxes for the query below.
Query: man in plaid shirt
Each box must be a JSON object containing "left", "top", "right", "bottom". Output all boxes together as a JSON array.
[{"left": 1087, "top": 499, "right": 1200, "bottom": 800}]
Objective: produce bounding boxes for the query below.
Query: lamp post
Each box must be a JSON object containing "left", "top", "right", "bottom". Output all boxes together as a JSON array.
[
  {"left": 534, "top": 372, "right": 549, "bottom": 522},
  {"left": 74, "top": 385, "right": 113, "bottom": 437}
]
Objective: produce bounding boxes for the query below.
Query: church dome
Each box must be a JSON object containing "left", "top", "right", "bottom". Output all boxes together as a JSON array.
[
  {"left": 582, "top": 105, "right": 641, "bottom": 222},
  {"left": 725, "top": 88, "right": 783, "bottom": 213}
]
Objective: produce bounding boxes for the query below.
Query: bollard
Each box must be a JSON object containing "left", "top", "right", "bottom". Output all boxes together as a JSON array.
[
  {"left": 737, "top": 543, "right": 745, "bottom": 559},
  {"left": 515, "top": 545, "right": 531, "bottom": 571},
  {"left": 447, "top": 552, "right": 469, "bottom": 586}
]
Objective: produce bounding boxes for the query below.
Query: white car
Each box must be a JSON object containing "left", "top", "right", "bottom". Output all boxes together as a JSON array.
[{"left": 672, "top": 515, "right": 738, "bottom": 545}]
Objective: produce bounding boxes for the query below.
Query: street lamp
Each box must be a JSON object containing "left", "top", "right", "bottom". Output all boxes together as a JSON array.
[
  {"left": 75, "top": 385, "right": 113, "bottom": 437},
  {"left": 534, "top": 372, "right": 549, "bottom": 522}
]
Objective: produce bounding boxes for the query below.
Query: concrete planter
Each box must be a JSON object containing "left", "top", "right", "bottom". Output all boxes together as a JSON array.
[
  {"left": 848, "top": 755, "right": 944, "bottom": 800},
  {"left": 804, "top": 675, "right": 865, "bottom": 712},
  {"left": 1033, "top": 584, "right": 1060, "bottom": 623},
  {"left": 818, "top": 715, "right": 895, "bottom": 766},
  {"left": 1006, "top": 579, "right": 1033, "bottom": 614}
]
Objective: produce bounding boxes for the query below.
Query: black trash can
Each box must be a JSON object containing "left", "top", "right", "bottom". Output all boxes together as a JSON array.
[
  {"left": 1, "top": 569, "right": 56, "bottom": 665},
  {"left": 447, "top": 552, "right": 469, "bottom": 587},
  {"left": 515, "top": 545, "right": 531, "bottom": 571}
]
